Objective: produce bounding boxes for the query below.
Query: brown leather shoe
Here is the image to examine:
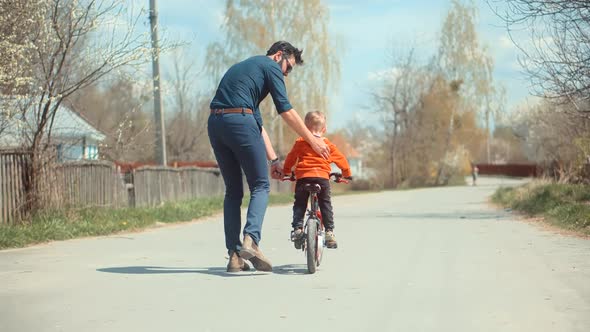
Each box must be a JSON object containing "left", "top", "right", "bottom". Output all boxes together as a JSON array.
[
  {"left": 325, "top": 230, "right": 338, "bottom": 249},
  {"left": 226, "top": 250, "right": 250, "bottom": 272},
  {"left": 240, "top": 234, "right": 272, "bottom": 272}
]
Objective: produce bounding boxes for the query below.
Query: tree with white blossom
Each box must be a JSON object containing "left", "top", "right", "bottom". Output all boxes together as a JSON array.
[{"left": 1, "top": 0, "right": 153, "bottom": 212}]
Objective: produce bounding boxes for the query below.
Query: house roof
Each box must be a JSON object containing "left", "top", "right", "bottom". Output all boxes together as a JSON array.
[
  {"left": 51, "top": 105, "right": 106, "bottom": 141},
  {"left": 0, "top": 98, "right": 105, "bottom": 147}
]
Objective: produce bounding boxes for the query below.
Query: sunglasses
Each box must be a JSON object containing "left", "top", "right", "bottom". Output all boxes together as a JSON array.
[{"left": 282, "top": 55, "right": 293, "bottom": 75}]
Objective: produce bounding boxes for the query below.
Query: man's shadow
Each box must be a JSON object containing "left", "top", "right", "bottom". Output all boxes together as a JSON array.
[{"left": 97, "top": 264, "right": 309, "bottom": 277}]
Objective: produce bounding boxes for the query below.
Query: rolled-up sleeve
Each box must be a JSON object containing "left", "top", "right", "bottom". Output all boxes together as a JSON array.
[{"left": 265, "top": 65, "right": 293, "bottom": 113}]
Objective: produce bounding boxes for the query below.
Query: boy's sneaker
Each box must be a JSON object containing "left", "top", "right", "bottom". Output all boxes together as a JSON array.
[
  {"left": 291, "top": 228, "right": 304, "bottom": 249},
  {"left": 325, "top": 230, "right": 338, "bottom": 249}
]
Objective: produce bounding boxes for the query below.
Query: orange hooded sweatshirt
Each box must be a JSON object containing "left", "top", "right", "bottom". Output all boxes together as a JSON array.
[{"left": 282, "top": 137, "right": 352, "bottom": 180}]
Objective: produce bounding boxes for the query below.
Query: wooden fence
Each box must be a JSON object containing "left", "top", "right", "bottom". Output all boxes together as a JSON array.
[
  {"left": 132, "top": 166, "right": 225, "bottom": 207},
  {"left": 0, "top": 155, "right": 129, "bottom": 224},
  {"left": 1, "top": 151, "right": 294, "bottom": 223},
  {"left": 476, "top": 163, "right": 540, "bottom": 177},
  {"left": 49, "top": 161, "right": 128, "bottom": 209},
  {"left": 0, "top": 151, "right": 31, "bottom": 223},
  {"left": 132, "top": 166, "right": 293, "bottom": 207}
]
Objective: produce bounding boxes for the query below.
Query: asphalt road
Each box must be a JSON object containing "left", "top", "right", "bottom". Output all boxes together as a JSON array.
[{"left": 1, "top": 177, "right": 589, "bottom": 332}]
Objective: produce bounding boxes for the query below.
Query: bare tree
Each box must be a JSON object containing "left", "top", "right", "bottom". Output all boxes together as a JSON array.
[
  {"left": 67, "top": 78, "right": 155, "bottom": 162},
  {"left": 366, "top": 0, "right": 496, "bottom": 187},
  {"left": 369, "top": 47, "right": 429, "bottom": 187},
  {"left": 205, "top": 0, "right": 340, "bottom": 155},
  {"left": 164, "top": 49, "right": 213, "bottom": 161},
  {"left": 512, "top": 100, "right": 590, "bottom": 181},
  {"left": 489, "top": 0, "right": 590, "bottom": 111},
  {"left": 436, "top": 0, "right": 500, "bottom": 182}
]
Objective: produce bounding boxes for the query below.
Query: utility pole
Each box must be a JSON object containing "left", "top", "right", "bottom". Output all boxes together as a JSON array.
[
  {"left": 486, "top": 112, "right": 491, "bottom": 163},
  {"left": 149, "top": 0, "right": 167, "bottom": 165},
  {"left": 485, "top": 100, "right": 491, "bottom": 164}
]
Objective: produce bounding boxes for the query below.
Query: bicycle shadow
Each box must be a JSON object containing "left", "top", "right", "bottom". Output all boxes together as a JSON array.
[
  {"left": 96, "top": 265, "right": 270, "bottom": 277},
  {"left": 272, "top": 264, "right": 309, "bottom": 275}
]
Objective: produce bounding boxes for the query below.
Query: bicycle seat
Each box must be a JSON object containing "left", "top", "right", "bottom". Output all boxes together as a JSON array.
[{"left": 304, "top": 183, "right": 322, "bottom": 193}]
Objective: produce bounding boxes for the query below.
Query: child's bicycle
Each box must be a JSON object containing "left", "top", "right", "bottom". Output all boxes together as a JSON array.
[{"left": 282, "top": 172, "right": 350, "bottom": 274}]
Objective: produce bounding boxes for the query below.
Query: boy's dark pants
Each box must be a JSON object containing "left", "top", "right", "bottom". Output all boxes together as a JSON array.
[{"left": 292, "top": 177, "right": 334, "bottom": 231}]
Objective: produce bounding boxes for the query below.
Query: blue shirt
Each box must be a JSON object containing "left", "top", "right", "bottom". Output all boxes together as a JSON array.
[{"left": 210, "top": 55, "right": 293, "bottom": 127}]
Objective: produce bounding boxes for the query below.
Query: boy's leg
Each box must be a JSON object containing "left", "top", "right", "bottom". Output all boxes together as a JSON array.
[
  {"left": 293, "top": 179, "right": 310, "bottom": 229},
  {"left": 317, "top": 179, "right": 334, "bottom": 230},
  {"left": 317, "top": 178, "right": 337, "bottom": 248}
]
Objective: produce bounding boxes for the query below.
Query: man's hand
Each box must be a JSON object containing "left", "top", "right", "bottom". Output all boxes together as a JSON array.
[
  {"left": 270, "top": 160, "right": 284, "bottom": 179},
  {"left": 311, "top": 137, "right": 330, "bottom": 160},
  {"left": 280, "top": 109, "right": 330, "bottom": 159}
]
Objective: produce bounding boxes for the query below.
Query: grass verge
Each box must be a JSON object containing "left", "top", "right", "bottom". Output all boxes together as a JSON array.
[
  {"left": 492, "top": 180, "right": 590, "bottom": 236},
  {"left": 0, "top": 193, "right": 294, "bottom": 250}
]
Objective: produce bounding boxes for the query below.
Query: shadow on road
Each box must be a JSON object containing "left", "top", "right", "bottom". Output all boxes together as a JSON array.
[
  {"left": 96, "top": 266, "right": 269, "bottom": 277},
  {"left": 273, "top": 264, "right": 309, "bottom": 275},
  {"left": 97, "top": 264, "right": 313, "bottom": 276},
  {"left": 378, "top": 210, "right": 511, "bottom": 221}
]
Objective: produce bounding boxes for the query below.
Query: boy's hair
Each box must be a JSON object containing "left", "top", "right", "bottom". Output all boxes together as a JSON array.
[
  {"left": 266, "top": 41, "right": 304, "bottom": 65},
  {"left": 304, "top": 111, "right": 326, "bottom": 132}
]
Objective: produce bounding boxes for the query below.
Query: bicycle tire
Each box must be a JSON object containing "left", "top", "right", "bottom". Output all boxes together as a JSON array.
[
  {"left": 316, "top": 227, "right": 324, "bottom": 267},
  {"left": 306, "top": 217, "right": 318, "bottom": 274}
]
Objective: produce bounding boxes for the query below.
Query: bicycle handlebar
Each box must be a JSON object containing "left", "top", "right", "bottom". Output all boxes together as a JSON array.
[
  {"left": 330, "top": 172, "right": 351, "bottom": 184},
  {"left": 281, "top": 172, "right": 351, "bottom": 184}
]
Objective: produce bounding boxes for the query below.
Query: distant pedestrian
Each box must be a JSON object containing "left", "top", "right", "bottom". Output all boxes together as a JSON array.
[{"left": 471, "top": 164, "right": 479, "bottom": 186}]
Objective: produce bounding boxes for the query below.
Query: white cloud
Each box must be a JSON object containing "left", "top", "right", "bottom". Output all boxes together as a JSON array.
[
  {"left": 499, "top": 35, "right": 515, "bottom": 49},
  {"left": 367, "top": 67, "right": 401, "bottom": 82}
]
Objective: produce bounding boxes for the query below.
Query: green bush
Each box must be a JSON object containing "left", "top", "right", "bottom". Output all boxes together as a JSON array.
[{"left": 492, "top": 181, "right": 590, "bottom": 235}]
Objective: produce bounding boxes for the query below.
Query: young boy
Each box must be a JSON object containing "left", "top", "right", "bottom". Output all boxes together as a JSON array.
[{"left": 282, "top": 111, "right": 352, "bottom": 248}]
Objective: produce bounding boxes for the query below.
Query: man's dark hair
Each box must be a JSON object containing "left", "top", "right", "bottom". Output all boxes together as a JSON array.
[{"left": 266, "top": 41, "right": 304, "bottom": 65}]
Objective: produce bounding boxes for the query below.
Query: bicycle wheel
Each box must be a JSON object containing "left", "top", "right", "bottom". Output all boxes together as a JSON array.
[
  {"left": 316, "top": 227, "right": 325, "bottom": 267},
  {"left": 306, "top": 217, "right": 318, "bottom": 274}
]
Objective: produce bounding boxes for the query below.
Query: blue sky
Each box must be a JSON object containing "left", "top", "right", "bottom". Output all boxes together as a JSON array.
[{"left": 153, "top": 0, "right": 532, "bottom": 129}]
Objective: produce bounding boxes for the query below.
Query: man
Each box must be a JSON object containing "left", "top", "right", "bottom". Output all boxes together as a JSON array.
[{"left": 208, "top": 41, "right": 330, "bottom": 272}]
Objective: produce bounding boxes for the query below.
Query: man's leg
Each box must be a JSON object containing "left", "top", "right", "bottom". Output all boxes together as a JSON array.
[
  {"left": 208, "top": 115, "right": 243, "bottom": 253},
  {"left": 237, "top": 139, "right": 272, "bottom": 270},
  {"left": 237, "top": 137, "right": 269, "bottom": 245},
  {"left": 223, "top": 117, "right": 270, "bottom": 245},
  {"left": 219, "top": 114, "right": 272, "bottom": 270}
]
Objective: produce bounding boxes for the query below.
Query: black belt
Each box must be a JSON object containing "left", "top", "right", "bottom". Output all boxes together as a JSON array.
[{"left": 211, "top": 108, "right": 253, "bottom": 114}]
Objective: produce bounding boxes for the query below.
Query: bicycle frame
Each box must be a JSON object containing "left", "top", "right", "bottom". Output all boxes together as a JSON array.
[
  {"left": 282, "top": 172, "right": 350, "bottom": 274},
  {"left": 304, "top": 190, "right": 325, "bottom": 265}
]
